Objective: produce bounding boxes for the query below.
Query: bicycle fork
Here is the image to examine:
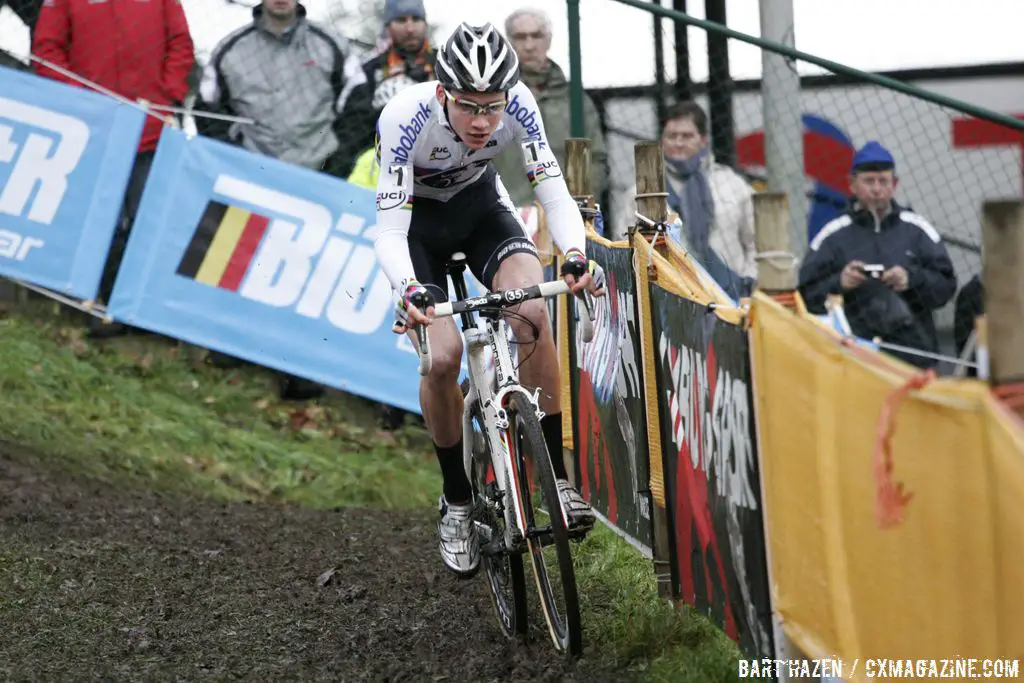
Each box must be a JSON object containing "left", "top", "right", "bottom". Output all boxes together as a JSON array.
[{"left": 462, "top": 320, "right": 537, "bottom": 555}]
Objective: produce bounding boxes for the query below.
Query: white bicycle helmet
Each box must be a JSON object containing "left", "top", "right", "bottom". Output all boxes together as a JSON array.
[
  {"left": 435, "top": 22, "right": 519, "bottom": 93},
  {"left": 372, "top": 73, "right": 419, "bottom": 111}
]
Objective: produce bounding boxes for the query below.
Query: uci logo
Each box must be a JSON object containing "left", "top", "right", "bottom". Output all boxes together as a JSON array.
[
  {"left": 537, "top": 160, "right": 562, "bottom": 178},
  {"left": 376, "top": 190, "right": 406, "bottom": 211}
]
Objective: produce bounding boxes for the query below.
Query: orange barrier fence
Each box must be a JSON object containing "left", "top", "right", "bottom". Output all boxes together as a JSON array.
[{"left": 748, "top": 291, "right": 1024, "bottom": 671}]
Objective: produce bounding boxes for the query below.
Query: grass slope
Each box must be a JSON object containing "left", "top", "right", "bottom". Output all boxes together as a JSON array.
[{"left": 0, "top": 306, "right": 741, "bottom": 681}]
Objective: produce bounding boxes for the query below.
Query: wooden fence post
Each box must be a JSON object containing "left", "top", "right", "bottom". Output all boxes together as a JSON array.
[
  {"left": 632, "top": 140, "right": 674, "bottom": 601},
  {"left": 559, "top": 138, "right": 594, "bottom": 489},
  {"left": 565, "top": 137, "right": 593, "bottom": 216},
  {"left": 982, "top": 200, "right": 1024, "bottom": 416},
  {"left": 633, "top": 141, "right": 668, "bottom": 241},
  {"left": 753, "top": 192, "right": 798, "bottom": 295}
]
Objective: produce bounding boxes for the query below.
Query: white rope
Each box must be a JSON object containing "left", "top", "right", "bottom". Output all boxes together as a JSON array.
[
  {"left": 867, "top": 337, "right": 979, "bottom": 369},
  {"left": 952, "top": 329, "right": 978, "bottom": 378},
  {"left": 24, "top": 53, "right": 255, "bottom": 125},
  {"left": 27, "top": 54, "right": 166, "bottom": 122},
  {"left": 149, "top": 103, "right": 255, "bottom": 124},
  {"left": 634, "top": 211, "right": 665, "bottom": 265},
  {"left": 754, "top": 250, "right": 798, "bottom": 267}
]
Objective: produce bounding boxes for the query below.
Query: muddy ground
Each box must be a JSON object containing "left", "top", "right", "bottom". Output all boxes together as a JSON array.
[{"left": 0, "top": 445, "right": 635, "bottom": 683}]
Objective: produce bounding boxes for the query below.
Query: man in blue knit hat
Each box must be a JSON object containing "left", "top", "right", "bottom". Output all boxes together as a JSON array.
[
  {"left": 798, "top": 140, "right": 958, "bottom": 368},
  {"left": 335, "top": 0, "right": 434, "bottom": 180}
]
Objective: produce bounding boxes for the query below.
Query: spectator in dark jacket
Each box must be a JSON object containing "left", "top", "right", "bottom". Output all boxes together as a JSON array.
[
  {"left": 335, "top": 0, "right": 435, "bottom": 176},
  {"left": 798, "top": 141, "right": 957, "bottom": 368},
  {"left": 33, "top": 0, "right": 194, "bottom": 337}
]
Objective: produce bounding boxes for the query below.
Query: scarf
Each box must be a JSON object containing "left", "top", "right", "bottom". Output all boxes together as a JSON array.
[
  {"left": 663, "top": 150, "right": 750, "bottom": 301},
  {"left": 383, "top": 40, "right": 434, "bottom": 81},
  {"left": 664, "top": 148, "right": 714, "bottom": 266}
]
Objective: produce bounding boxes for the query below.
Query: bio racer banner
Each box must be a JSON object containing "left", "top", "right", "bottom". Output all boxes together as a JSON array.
[
  {"left": 108, "top": 128, "right": 489, "bottom": 415},
  {"left": 0, "top": 66, "right": 145, "bottom": 298},
  {"left": 650, "top": 284, "right": 774, "bottom": 661}
]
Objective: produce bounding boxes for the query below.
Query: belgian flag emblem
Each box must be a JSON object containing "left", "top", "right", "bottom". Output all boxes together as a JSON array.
[{"left": 176, "top": 200, "right": 271, "bottom": 291}]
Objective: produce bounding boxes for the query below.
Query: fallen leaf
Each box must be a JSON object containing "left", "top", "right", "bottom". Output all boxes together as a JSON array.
[
  {"left": 254, "top": 398, "right": 270, "bottom": 410},
  {"left": 203, "top": 396, "right": 215, "bottom": 404},
  {"left": 315, "top": 567, "right": 338, "bottom": 587},
  {"left": 288, "top": 406, "right": 322, "bottom": 431},
  {"left": 136, "top": 352, "right": 154, "bottom": 371}
]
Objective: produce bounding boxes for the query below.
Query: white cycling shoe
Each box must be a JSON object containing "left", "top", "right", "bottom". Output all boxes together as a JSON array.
[
  {"left": 556, "top": 479, "right": 595, "bottom": 531},
  {"left": 437, "top": 496, "right": 481, "bottom": 578}
]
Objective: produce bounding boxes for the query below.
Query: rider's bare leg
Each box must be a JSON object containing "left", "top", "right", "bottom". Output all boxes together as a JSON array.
[
  {"left": 490, "top": 253, "right": 568, "bottom": 481},
  {"left": 411, "top": 319, "right": 472, "bottom": 505}
]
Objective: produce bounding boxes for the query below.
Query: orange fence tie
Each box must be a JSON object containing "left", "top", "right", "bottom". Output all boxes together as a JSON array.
[
  {"left": 993, "top": 381, "right": 1024, "bottom": 411},
  {"left": 873, "top": 369, "right": 935, "bottom": 529},
  {"left": 769, "top": 290, "right": 798, "bottom": 310}
]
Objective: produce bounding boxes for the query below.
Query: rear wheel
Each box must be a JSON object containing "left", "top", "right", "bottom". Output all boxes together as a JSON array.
[
  {"left": 506, "top": 392, "right": 583, "bottom": 657},
  {"left": 469, "top": 401, "right": 527, "bottom": 639}
]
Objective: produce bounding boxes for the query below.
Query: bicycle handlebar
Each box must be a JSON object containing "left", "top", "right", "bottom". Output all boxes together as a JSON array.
[{"left": 413, "top": 280, "right": 597, "bottom": 377}]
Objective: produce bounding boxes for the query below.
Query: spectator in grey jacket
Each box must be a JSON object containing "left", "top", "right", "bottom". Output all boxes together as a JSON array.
[
  {"left": 195, "top": 0, "right": 365, "bottom": 176},
  {"left": 195, "top": 0, "right": 365, "bottom": 400}
]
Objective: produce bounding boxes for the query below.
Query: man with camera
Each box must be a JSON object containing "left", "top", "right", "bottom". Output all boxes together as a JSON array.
[{"left": 798, "top": 141, "right": 957, "bottom": 368}]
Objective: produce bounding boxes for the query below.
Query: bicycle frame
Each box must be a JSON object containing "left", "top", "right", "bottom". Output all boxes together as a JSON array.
[
  {"left": 411, "top": 254, "right": 594, "bottom": 554},
  {"left": 461, "top": 308, "right": 538, "bottom": 552}
]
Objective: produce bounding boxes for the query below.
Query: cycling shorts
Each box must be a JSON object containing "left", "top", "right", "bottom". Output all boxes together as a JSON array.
[{"left": 407, "top": 166, "right": 539, "bottom": 302}]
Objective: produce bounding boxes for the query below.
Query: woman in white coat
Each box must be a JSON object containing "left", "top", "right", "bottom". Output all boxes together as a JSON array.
[{"left": 617, "top": 101, "right": 757, "bottom": 281}]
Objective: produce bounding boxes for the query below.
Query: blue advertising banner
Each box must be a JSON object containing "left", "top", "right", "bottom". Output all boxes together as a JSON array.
[
  {"left": 108, "top": 128, "right": 488, "bottom": 415},
  {"left": 0, "top": 66, "right": 145, "bottom": 298}
]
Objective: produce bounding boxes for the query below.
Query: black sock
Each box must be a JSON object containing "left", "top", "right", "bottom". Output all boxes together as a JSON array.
[
  {"left": 435, "top": 439, "right": 472, "bottom": 505},
  {"left": 540, "top": 413, "right": 569, "bottom": 481}
]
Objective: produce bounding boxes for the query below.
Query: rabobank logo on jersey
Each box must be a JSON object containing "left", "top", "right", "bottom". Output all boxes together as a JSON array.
[
  {"left": 506, "top": 94, "right": 541, "bottom": 140},
  {"left": 390, "top": 102, "right": 432, "bottom": 165}
]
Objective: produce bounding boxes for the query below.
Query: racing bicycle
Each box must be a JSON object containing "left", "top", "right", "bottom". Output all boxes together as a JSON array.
[{"left": 411, "top": 251, "right": 596, "bottom": 658}]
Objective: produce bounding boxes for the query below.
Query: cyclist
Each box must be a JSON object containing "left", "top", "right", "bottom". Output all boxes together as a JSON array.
[{"left": 372, "top": 22, "right": 605, "bottom": 577}]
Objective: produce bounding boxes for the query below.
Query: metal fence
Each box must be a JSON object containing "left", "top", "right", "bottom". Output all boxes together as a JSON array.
[{"left": 568, "top": 0, "right": 1024, "bottom": 354}]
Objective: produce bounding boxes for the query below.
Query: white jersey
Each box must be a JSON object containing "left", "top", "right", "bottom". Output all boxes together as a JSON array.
[{"left": 371, "top": 80, "right": 587, "bottom": 292}]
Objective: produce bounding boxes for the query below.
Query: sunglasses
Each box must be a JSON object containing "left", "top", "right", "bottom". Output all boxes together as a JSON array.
[{"left": 444, "top": 90, "right": 507, "bottom": 117}]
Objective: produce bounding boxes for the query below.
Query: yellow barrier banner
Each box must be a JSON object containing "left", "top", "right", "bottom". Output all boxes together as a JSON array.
[{"left": 748, "top": 291, "right": 1024, "bottom": 673}]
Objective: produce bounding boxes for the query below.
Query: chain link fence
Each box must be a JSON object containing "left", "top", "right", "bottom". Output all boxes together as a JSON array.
[{"left": 585, "top": 0, "right": 1024, "bottom": 369}]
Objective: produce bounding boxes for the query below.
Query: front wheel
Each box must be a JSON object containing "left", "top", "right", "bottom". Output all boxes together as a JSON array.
[
  {"left": 506, "top": 392, "right": 583, "bottom": 657},
  {"left": 469, "top": 402, "right": 527, "bottom": 639}
]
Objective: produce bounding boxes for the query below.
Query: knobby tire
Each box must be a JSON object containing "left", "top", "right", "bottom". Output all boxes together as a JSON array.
[{"left": 507, "top": 393, "right": 583, "bottom": 657}]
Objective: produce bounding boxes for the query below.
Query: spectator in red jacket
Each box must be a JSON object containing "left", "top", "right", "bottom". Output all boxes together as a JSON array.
[{"left": 33, "top": 0, "right": 195, "bottom": 336}]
